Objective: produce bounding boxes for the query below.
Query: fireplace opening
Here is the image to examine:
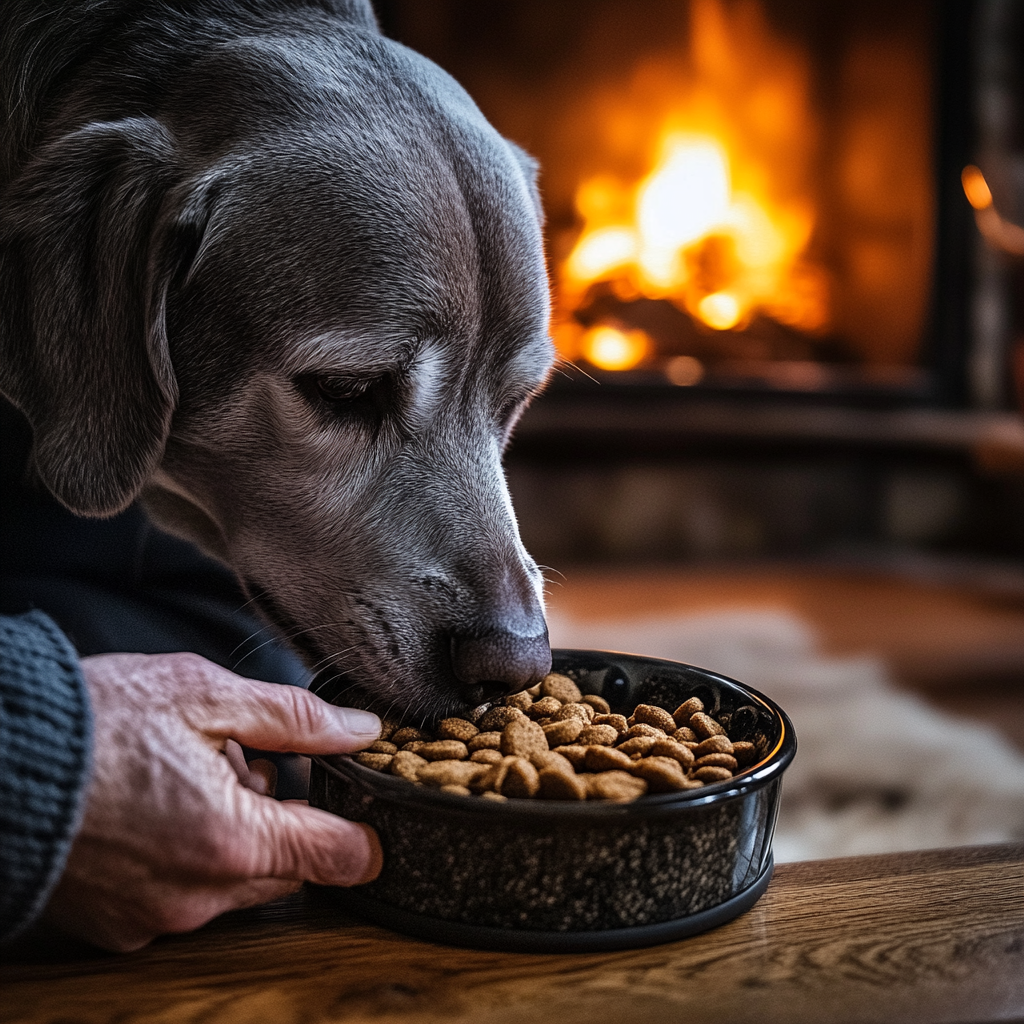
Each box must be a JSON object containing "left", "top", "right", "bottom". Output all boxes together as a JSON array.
[{"left": 376, "top": 0, "right": 961, "bottom": 400}]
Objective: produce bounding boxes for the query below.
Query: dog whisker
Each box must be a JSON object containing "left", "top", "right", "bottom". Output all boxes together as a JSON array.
[
  {"left": 554, "top": 357, "right": 600, "bottom": 386},
  {"left": 229, "top": 620, "right": 359, "bottom": 670}
]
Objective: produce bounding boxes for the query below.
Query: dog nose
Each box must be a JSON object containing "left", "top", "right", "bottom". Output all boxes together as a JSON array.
[{"left": 450, "top": 631, "right": 552, "bottom": 705}]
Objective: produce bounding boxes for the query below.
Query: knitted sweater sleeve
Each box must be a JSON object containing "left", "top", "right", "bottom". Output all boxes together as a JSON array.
[{"left": 0, "top": 610, "right": 92, "bottom": 941}]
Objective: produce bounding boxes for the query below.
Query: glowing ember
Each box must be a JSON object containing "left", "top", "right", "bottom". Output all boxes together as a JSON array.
[
  {"left": 580, "top": 325, "right": 649, "bottom": 371},
  {"left": 557, "top": 0, "right": 833, "bottom": 366},
  {"left": 961, "top": 165, "right": 993, "bottom": 211}
]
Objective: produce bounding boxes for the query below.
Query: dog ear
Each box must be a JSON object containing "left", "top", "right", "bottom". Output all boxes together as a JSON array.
[
  {"left": 505, "top": 139, "right": 545, "bottom": 227},
  {"left": 0, "top": 117, "right": 181, "bottom": 516}
]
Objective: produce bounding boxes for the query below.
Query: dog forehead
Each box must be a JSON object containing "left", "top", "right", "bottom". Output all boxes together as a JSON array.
[
  {"left": 188, "top": 135, "right": 547, "bottom": 366},
  {"left": 172, "top": 30, "right": 549, "bottom": 378}
]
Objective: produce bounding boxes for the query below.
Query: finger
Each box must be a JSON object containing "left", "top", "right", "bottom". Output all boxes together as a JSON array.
[
  {"left": 156, "top": 878, "right": 305, "bottom": 940},
  {"left": 240, "top": 795, "right": 383, "bottom": 886},
  {"left": 223, "top": 739, "right": 251, "bottom": 786},
  {"left": 184, "top": 877, "right": 302, "bottom": 923},
  {"left": 195, "top": 673, "right": 381, "bottom": 754}
]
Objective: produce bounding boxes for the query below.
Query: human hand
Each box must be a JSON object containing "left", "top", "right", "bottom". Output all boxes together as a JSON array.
[{"left": 44, "top": 652, "right": 383, "bottom": 952}]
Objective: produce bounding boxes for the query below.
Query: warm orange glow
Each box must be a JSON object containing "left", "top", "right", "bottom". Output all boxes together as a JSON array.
[
  {"left": 559, "top": 0, "right": 831, "bottom": 351},
  {"left": 665, "top": 355, "right": 705, "bottom": 386},
  {"left": 962, "top": 165, "right": 993, "bottom": 211},
  {"left": 580, "top": 326, "right": 649, "bottom": 371},
  {"left": 697, "top": 291, "right": 741, "bottom": 330}
]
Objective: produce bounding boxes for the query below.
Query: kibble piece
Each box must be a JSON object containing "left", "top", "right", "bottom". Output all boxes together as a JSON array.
[
  {"left": 576, "top": 724, "right": 619, "bottom": 747},
  {"left": 390, "top": 750, "right": 428, "bottom": 781},
  {"left": 354, "top": 752, "right": 393, "bottom": 771},
  {"left": 554, "top": 702, "right": 594, "bottom": 724},
  {"left": 478, "top": 706, "right": 527, "bottom": 732},
  {"left": 621, "top": 723, "right": 665, "bottom": 741},
  {"left": 436, "top": 718, "right": 479, "bottom": 742},
  {"left": 541, "top": 672, "right": 583, "bottom": 704},
  {"left": 531, "top": 749, "right": 576, "bottom": 775},
  {"left": 584, "top": 745, "right": 635, "bottom": 772},
  {"left": 672, "top": 697, "right": 704, "bottom": 725},
  {"left": 470, "top": 748, "right": 503, "bottom": 765},
  {"left": 552, "top": 744, "right": 588, "bottom": 769},
  {"left": 630, "top": 756, "right": 690, "bottom": 793},
  {"left": 732, "top": 741, "right": 758, "bottom": 767},
  {"left": 537, "top": 768, "right": 587, "bottom": 800},
  {"left": 586, "top": 771, "right": 647, "bottom": 802},
  {"left": 401, "top": 740, "right": 427, "bottom": 754},
  {"left": 500, "top": 756, "right": 540, "bottom": 798},
  {"left": 504, "top": 691, "right": 534, "bottom": 711},
  {"left": 543, "top": 718, "right": 584, "bottom": 747},
  {"left": 466, "top": 704, "right": 490, "bottom": 725},
  {"left": 672, "top": 726, "right": 698, "bottom": 743},
  {"left": 690, "top": 712, "right": 726, "bottom": 739},
  {"left": 418, "top": 740, "right": 469, "bottom": 762},
  {"left": 467, "top": 731, "right": 503, "bottom": 752},
  {"left": 581, "top": 694, "right": 611, "bottom": 714},
  {"left": 440, "top": 784, "right": 472, "bottom": 796},
  {"left": 471, "top": 755, "right": 514, "bottom": 794},
  {"left": 378, "top": 718, "right": 400, "bottom": 740},
  {"left": 481, "top": 790, "right": 508, "bottom": 802},
  {"left": 593, "top": 713, "right": 629, "bottom": 734},
  {"left": 616, "top": 736, "right": 657, "bottom": 758},
  {"left": 630, "top": 704, "right": 678, "bottom": 733},
  {"left": 695, "top": 752, "right": 738, "bottom": 771},
  {"left": 694, "top": 735, "right": 734, "bottom": 756},
  {"left": 501, "top": 717, "right": 549, "bottom": 760},
  {"left": 527, "top": 696, "right": 564, "bottom": 719},
  {"left": 418, "top": 760, "right": 487, "bottom": 788},
  {"left": 649, "top": 738, "right": 695, "bottom": 767},
  {"left": 391, "top": 726, "right": 430, "bottom": 746},
  {"left": 593, "top": 714, "right": 628, "bottom": 734},
  {"left": 693, "top": 765, "right": 734, "bottom": 783},
  {"left": 366, "top": 740, "right": 398, "bottom": 754}
]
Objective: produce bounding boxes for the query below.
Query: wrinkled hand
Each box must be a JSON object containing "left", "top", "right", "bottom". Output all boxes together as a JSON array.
[{"left": 45, "top": 652, "right": 383, "bottom": 952}]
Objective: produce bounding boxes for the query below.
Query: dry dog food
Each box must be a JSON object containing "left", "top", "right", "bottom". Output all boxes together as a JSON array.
[{"left": 351, "top": 672, "right": 760, "bottom": 802}]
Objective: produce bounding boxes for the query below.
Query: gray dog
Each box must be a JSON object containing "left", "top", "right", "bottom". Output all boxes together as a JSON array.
[{"left": 0, "top": 0, "right": 555, "bottom": 720}]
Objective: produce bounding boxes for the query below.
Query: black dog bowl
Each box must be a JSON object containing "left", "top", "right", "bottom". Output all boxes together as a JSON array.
[{"left": 309, "top": 649, "right": 796, "bottom": 952}]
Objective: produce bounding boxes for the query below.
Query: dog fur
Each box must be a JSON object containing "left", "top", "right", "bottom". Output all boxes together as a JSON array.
[{"left": 0, "top": 0, "right": 556, "bottom": 720}]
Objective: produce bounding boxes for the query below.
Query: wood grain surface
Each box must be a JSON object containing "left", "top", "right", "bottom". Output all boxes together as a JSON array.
[{"left": 3, "top": 844, "right": 1022, "bottom": 1024}]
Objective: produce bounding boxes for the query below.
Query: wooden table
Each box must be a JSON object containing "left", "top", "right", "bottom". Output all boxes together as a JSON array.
[{"left": 4, "top": 844, "right": 1022, "bottom": 1024}]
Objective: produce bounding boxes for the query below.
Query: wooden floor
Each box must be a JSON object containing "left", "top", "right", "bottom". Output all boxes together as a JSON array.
[{"left": 544, "top": 563, "right": 1024, "bottom": 750}]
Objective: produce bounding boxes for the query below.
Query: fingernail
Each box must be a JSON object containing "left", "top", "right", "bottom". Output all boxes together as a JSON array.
[{"left": 334, "top": 707, "right": 381, "bottom": 741}]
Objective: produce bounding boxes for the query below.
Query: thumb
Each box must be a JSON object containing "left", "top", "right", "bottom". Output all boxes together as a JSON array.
[
  {"left": 194, "top": 670, "right": 381, "bottom": 754},
  {"left": 241, "top": 794, "right": 383, "bottom": 886}
]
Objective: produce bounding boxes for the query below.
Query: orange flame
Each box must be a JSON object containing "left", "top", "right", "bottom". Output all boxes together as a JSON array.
[{"left": 558, "top": 0, "right": 831, "bottom": 366}]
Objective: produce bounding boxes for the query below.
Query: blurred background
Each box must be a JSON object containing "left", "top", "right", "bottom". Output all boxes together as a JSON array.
[{"left": 372, "top": 0, "right": 1024, "bottom": 856}]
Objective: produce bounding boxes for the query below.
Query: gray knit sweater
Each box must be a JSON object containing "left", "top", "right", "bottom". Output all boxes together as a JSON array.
[{"left": 0, "top": 610, "right": 92, "bottom": 940}]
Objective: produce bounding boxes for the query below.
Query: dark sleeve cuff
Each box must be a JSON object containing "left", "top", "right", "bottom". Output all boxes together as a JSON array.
[{"left": 0, "top": 610, "right": 92, "bottom": 940}]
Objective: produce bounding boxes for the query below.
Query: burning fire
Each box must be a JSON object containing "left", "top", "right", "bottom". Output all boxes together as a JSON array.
[{"left": 558, "top": 0, "right": 830, "bottom": 373}]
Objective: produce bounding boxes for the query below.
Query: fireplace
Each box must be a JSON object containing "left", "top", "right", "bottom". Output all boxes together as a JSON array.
[{"left": 374, "top": 0, "right": 1024, "bottom": 565}]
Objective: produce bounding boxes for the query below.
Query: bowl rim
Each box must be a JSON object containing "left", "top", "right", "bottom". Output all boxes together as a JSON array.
[{"left": 313, "top": 648, "right": 796, "bottom": 821}]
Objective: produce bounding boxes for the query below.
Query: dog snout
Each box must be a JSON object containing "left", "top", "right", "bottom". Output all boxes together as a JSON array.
[{"left": 450, "top": 630, "right": 552, "bottom": 706}]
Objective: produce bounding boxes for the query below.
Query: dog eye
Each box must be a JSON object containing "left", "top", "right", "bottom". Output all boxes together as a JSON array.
[{"left": 313, "top": 375, "right": 372, "bottom": 403}]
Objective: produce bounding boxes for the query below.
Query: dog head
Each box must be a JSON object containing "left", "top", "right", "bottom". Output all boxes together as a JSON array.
[{"left": 0, "top": 22, "right": 555, "bottom": 719}]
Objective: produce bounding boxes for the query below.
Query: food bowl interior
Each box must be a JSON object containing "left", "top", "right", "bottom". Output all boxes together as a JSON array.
[{"left": 312, "top": 647, "right": 790, "bottom": 795}]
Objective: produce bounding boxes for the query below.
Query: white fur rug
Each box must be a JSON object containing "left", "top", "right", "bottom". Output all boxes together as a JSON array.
[{"left": 547, "top": 608, "right": 1024, "bottom": 861}]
